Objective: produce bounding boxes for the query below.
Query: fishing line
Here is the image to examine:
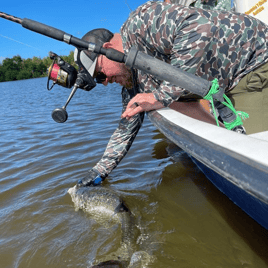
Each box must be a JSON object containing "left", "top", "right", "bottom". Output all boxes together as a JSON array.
[
  {"left": 0, "top": 33, "right": 71, "bottom": 56},
  {"left": 0, "top": 34, "right": 45, "bottom": 52},
  {"left": 125, "top": 0, "right": 132, "bottom": 12}
]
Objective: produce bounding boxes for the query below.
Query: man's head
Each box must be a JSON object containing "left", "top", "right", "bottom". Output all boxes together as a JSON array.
[
  {"left": 75, "top": 29, "right": 133, "bottom": 88},
  {"left": 74, "top": 28, "right": 113, "bottom": 81}
]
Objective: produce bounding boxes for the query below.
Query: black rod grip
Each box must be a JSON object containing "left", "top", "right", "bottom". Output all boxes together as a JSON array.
[
  {"left": 22, "top": 18, "right": 65, "bottom": 42},
  {"left": 105, "top": 48, "right": 126, "bottom": 63},
  {"left": 93, "top": 45, "right": 126, "bottom": 63},
  {"left": 69, "top": 36, "right": 93, "bottom": 50},
  {"left": 125, "top": 47, "right": 211, "bottom": 97}
]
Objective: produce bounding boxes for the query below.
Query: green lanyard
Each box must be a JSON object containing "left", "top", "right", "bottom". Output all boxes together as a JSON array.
[{"left": 204, "top": 79, "right": 249, "bottom": 130}]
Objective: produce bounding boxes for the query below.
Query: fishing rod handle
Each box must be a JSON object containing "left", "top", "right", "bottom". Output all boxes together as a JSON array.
[{"left": 125, "top": 47, "right": 212, "bottom": 97}]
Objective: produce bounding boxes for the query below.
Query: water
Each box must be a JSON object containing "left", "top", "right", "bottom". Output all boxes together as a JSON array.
[{"left": 0, "top": 77, "right": 268, "bottom": 268}]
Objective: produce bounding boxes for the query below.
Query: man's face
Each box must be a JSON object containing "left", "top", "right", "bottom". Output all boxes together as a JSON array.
[{"left": 96, "top": 54, "right": 133, "bottom": 88}]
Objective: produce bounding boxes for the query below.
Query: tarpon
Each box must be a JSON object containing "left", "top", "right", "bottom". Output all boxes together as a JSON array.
[{"left": 68, "top": 185, "right": 138, "bottom": 267}]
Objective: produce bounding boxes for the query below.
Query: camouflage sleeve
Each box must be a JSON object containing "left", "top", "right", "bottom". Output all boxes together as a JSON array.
[
  {"left": 151, "top": 81, "right": 184, "bottom": 107},
  {"left": 136, "top": 70, "right": 184, "bottom": 107},
  {"left": 93, "top": 87, "right": 144, "bottom": 178}
]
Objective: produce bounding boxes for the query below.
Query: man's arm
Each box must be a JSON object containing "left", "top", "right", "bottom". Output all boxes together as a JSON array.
[
  {"left": 78, "top": 87, "right": 144, "bottom": 187},
  {"left": 93, "top": 108, "right": 144, "bottom": 178},
  {"left": 94, "top": 87, "right": 144, "bottom": 178}
]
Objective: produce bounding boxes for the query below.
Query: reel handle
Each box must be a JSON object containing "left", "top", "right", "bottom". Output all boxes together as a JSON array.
[
  {"left": 52, "top": 84, "right": 78, "bottom": 123},
  {"left": 63, "top": 84, "right": 78, "bottom": 110}
]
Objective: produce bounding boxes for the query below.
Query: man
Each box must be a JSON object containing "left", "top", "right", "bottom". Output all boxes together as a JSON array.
[
  {"left": 76, "top": 29, "right": 150, "bottom": 187},
  {"left": 77, "top": 0, "right": 268, "bottom": 187}
]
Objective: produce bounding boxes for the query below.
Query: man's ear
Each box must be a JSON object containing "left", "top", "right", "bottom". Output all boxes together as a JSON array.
[{"left": 102, "top": 42, "right": 113, "bottom": 49}]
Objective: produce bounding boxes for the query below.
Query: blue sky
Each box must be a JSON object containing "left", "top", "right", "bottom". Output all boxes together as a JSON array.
[{"left": 0, "top": 0, "right": 150, "bottom": 62}]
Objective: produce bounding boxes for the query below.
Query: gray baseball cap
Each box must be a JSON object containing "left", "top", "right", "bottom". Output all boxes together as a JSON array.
[{"left": 74, "top": 28, "right": 114, "bottom": 77}]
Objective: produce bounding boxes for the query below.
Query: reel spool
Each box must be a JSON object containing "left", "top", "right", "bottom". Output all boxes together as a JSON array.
[{"left": 47, "top": 52, "right": 77, "bottom": 90}]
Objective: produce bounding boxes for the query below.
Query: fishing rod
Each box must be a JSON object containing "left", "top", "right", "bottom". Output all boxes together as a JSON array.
[
  {"left": 0, "top": 11, "right": 244, "bottom": 132},
  {"left": 1, "top": 11, "right": 209, "bottom": 91}
]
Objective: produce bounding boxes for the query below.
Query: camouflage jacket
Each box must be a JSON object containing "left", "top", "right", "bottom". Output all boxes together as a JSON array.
[{"left": 120, "top": 1, "right": 268, "bottom": 107}]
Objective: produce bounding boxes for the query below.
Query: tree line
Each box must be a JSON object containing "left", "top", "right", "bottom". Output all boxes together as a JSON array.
[{"left": 0, "top": 51, "right": 76, "bottom": 82}]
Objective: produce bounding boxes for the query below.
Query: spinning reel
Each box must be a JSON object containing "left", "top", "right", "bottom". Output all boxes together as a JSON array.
[{"left": 47, "top": 51, "right": 96, "bottom": 123}]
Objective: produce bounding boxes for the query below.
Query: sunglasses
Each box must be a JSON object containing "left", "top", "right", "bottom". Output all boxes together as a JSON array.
[
  {"left": 95, "top": 55, "right": 107, "bottom": 84},
  {"left": 95, "top": 71, "right": 107, "bottom": 84}
]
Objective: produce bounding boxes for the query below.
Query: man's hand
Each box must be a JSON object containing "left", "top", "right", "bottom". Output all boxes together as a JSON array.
[
  {"left": 121, "top": 93, "right": 164, "bottom": 119},
  {"left": 77, "top": 169, "right": 103, "bottom": 187}
]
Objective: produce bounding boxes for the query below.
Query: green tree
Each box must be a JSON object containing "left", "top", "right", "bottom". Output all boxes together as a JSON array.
[
  {"left": 42, "top": 56, "right": 53, "bottom": 69},
  {"left": 0, "top": 66, "right": 4, "bottom": 82},
  {"left": 1, "top": 56, "right": 22, "bottom": 81}
]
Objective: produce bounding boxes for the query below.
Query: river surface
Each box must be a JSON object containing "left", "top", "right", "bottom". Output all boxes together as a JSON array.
[{"left": 0, "top": 77, "right": 268, "bottom": 268}]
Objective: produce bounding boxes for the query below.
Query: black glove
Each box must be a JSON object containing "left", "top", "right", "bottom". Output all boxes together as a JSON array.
[{"left": 77, "top": 169, "right": 104, "bottom": 187}]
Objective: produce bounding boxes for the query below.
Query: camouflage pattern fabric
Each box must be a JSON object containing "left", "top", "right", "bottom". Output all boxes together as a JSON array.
[
  {"left": 120, "top": 0, "right": 268, "bottom": 107},
  {"left": 93, "top": 82, "right": 144, "bottom": 178},
  {"left": 195, "top": 0, "right": 232, "bottom": 11}
]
